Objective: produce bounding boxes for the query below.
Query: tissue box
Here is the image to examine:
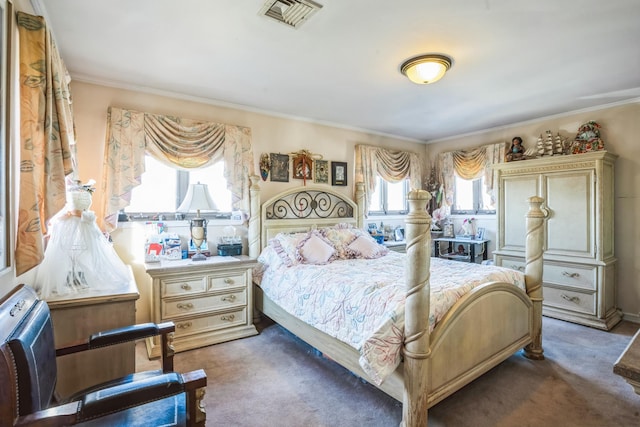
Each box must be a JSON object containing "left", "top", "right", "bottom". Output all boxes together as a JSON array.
[{"left": 217, "top": 244, "right": 242, "bottom": 256}]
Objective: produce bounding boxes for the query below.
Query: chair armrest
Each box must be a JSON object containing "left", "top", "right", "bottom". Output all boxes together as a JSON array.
[
  {"left": 56, "top": 322, "right": 175, "bottom": 357},
  {"left": 79, "top": 372, "right": 186, "bottom": 421},
  {"left": 14, "top": 402, "right": 81, "bottom": 426}
]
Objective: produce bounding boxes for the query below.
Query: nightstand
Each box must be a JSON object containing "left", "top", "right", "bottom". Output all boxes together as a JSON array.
[
  {"left": 46, "top": 269, "right": 139, "bottom": 399},
  {"left": 383, "top": 240, "right": 406, "bottom": 253},
  {"left": 145, "top": 255, "right": 258, "bottom": 358}
]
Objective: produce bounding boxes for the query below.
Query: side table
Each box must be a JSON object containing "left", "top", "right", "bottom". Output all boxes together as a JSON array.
[
  {"left": 46, "top": 268, "right": 139, "bottom": 399},
  {"left": 145, "top": 255, "right": 258, "bottom": 358}
]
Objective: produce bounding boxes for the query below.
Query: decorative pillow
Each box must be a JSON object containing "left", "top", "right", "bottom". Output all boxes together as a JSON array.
[
  {"left": 320, "top": 228, "right": 356, "bottom": 259},
  {"left": 321, "top": 226, "right": 369, "bottom": 259},
  {"left": 346, "top": 235, "right": 389, "bottom": 259},
  {"left": 296, "top": 231, "right": 336, "bottom": 265},
  {"left": 268, "top": 232, "right": 309, "bottom": 267}
]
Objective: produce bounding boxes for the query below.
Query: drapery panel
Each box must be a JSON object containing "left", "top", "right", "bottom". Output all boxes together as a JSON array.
[
  {"left": 102, "top": 107, "right": 254, "bottom": 231},
  {"left": 438, "top": 142, "right": 506, "bottom": 208},
  {"left": 15, "top": 12, "right": 76, "bottom": 275},
  {"left": 354, "top": 144, "right": 422, "bottom": 216}
]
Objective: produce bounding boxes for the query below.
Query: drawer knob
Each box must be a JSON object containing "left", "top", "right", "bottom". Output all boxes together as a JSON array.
[
  {"left": 561, "top": 294, "right": 580, "bottom": 304},
  {"left": 511, "top": 264, "right": 525, "bottom": 272},
  {"left": 176, "top": 302, "right": 194, "bottom": 310},
  {"left": 177, "top": 322, "right": 192, "bottom": 329},
  {"left": 562, "top": 271, "right": 580, "bottom": 278},
  {"left": 221, "top": 314, "right": 235, "bottom": 321},
  {"left": 222, "top": 294, "right": 237, "bottom": 302},
  {"left": 224, "top": 278, "right": 234, "bottom": 285},
  {"left": 181, "top": 283, "right": 192, "bottom": 290}
]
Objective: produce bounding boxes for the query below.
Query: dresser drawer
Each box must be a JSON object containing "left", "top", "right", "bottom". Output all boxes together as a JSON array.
[
  {"left": 161, "top": 276, "right": 207, "bottom": 298},
  {"left": 209, "top": 272, "right": 247, "bottom": 290},
  {"left": 543, "top": 286, "right": 596, "bottom": 315},
  {"left": 162, "top": 289, "right": 247, "bottom": 319},
  {"left": 543, "top": 262, "right": 596, "bottom": 290},
  {"left": 171, "top": 308, "right": 248, "bottom": 337}
]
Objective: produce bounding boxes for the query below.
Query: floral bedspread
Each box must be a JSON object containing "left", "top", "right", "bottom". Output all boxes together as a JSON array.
[{"left": 255, "top": 251, "right": 525, "bottom": 385}]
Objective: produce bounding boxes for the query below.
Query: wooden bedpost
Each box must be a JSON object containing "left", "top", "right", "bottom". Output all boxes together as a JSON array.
[
  {"left": 355, "top": 182, "right": 365, "bottom": 229},
  {"left": 248, "top": 175, "right": 261, "bottom": 258},
  {"left": 524, "top": 196, "right": 545, "bottom": 360},
  {"left": 402, "top": 189, "right": 432, "bottom": 427}
]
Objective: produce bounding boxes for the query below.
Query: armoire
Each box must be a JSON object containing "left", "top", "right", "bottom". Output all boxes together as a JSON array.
[{"left": 493, "top": 151, "right": 620, "bottom": 330}]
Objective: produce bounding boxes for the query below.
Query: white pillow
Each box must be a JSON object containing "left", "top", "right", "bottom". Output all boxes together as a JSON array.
[
  {"left": 297, "top": 232, "right": 336, "bottom": 265},
  {"left": 347, "top": 235, "right": 389, "bottom": 259}
]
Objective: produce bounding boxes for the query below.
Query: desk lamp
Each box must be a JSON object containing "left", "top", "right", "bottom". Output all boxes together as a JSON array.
[{"left": 177, "top": 183, "right": 218, "bottom": 261}]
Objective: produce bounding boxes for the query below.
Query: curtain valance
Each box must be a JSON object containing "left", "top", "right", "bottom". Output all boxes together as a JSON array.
[
  {"left": 438, "top": 142, "right": 506, "bottom": 208},
  {"left": 102, "top": 107, "right": 254, "bottom": 231},
  {"left": 354, "top": 144, "right": 422, "bottom": 216}
]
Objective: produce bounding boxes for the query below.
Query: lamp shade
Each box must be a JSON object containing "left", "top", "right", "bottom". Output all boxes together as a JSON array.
[
  {"left": 177, "top": 183, "right": 218, "bottom": 213},
  {"left": 400, "top": 54, "right": 452, "bottom": 85}
]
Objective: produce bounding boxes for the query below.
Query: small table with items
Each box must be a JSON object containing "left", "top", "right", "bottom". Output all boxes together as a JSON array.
[{"left": 433, "top": 237, "right": 489, "bottom": 264}]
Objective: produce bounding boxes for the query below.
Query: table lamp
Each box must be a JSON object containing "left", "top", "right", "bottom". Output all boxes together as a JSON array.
[{"left": 177, "top": 182, "right": 218, "bottom": 261}]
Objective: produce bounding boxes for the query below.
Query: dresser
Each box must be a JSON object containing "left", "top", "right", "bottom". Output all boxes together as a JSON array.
[
  {"left": 493, "top": 151, "right": 620, "bottom": 330},
  {"left": 145, "top": 255, "right": 258, "bottom": 358},
  {"left": 47, "top": 271, "right": 139, "bottom": 399}
]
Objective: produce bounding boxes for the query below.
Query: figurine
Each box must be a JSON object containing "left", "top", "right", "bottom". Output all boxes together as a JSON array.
[{"left": 506, "top": 136, "right": 525, "bottom": 161}]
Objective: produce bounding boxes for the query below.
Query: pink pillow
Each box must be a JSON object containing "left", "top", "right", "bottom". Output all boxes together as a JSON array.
[
  {"left": 296, "top": 232, "right": 336, "bottom": 265},
  {"left": 347, "top": 235, "right": 389, "bottom": 259},
  {"left": 268, "top": 232, "right": 308, "bottom": 266}
]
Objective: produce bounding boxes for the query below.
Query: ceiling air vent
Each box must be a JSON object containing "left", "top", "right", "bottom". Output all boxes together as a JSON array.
[{"left": 259, "top": 0, "right": 323, "bottom": 29}]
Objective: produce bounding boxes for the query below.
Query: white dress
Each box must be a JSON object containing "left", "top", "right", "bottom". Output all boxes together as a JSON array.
[{"left": 34, "top": 188, "right": 131, "bottom": 300}]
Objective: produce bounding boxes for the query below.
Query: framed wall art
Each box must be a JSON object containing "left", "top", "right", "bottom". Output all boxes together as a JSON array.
[
  {"left": 292, "top": 154, "right": 312, "bottom": 181},
  {"left": 269, "top": 153, "right": 289, "bottom": 183},
  {"left": 331, "top": 161, "right": 347, "bottom": 186},
  {"left": 314, "top": 159, "right": 328, "bottom": 184}
]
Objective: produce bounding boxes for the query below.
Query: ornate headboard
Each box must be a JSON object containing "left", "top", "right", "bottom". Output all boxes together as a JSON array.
[{"left": 249, "top": 183, "right": 365, "bottom": 255}]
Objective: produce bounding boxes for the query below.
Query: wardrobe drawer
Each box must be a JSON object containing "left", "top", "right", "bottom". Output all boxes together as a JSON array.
[
  {"left": 161, "top": 276, "right": 206, "bottom": 298},
  {"left": 162, "top": 289, "right": 247, "bottom": 319},
  {"left": 543, "top": 286, "right": 596, "bottom": 315},
  {"left": 209, "top": 272, "right": 247, "bottom": 290},
  {"left": 171, "top": 308, "right": 248, "bottom": 337},
  {"left": 543, "top": 263, "right": 596, "bottom": 290}
]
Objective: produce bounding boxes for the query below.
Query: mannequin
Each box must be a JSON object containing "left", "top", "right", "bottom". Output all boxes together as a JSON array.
[{"left": 34, "top": 180, "right": 130, "bottom": 299}]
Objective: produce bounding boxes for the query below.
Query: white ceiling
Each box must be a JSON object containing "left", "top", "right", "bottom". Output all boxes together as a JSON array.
[{"left": 36, "top": 0, "right": 640, "bottom": 143}]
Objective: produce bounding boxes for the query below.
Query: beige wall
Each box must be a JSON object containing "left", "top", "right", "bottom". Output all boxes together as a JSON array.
[
  {"left": 69, "top": 81, "right": 427, "bottom": 322},
  {"left": 426, "top": 101, "right": 640, "bottom": 321}
]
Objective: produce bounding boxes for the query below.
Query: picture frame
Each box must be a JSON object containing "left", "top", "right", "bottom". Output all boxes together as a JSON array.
[
  {"left": 475, "top": 227, "right": 486, "bottom": 240},
  {"left": 443, "top": 222, "right": 455, "bottom": 238},
  {"left": 314, "top": 159, "right": 328, "bottom": 184},
  {"left": 292, "top": 154, "right": 312, "bottom": 180},
  {"left": 331, "top": 161, "right": 347, "bottom": 186},
  {"left": 269, "top": 153, "right": 289, "bottom": 182},
  {"left": 394, "top": 228, "right": 405, "bottom": 242}
]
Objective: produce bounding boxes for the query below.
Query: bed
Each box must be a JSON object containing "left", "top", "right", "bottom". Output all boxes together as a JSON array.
[{"left": 247, "top": 179, "right": 545, "bottom": 427}]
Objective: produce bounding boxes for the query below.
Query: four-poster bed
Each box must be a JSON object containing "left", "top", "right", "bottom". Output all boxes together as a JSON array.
[{"left": 247, "top": 179, "right": 545, "bottom": 427}]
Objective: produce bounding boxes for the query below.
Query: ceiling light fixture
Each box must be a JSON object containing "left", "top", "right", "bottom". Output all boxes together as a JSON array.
[{"left": 400, "top": 54, "right": 452, "bottom": 85}]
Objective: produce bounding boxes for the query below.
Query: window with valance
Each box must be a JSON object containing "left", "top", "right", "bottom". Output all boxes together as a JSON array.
[
  {"left": 354, "top": 144, "right": 422, "bottom": 217},
  {"left": 438, "top": 142, "right": 507, "bottom": 211},
  {"left": 101, "top": 107, "right": 254, "bottom": 231}
]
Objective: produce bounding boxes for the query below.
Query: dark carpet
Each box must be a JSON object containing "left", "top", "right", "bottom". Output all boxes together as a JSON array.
[{"left": 136, "top": 317, "right": 640, "bottom": 427}]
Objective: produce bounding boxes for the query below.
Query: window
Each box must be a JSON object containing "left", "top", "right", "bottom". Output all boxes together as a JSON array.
[
  {"left": 452, "top": 174, "right": 494, "bottom": 214},
  {"left": 125, "top": 155, "right": 232, "bottom": 218},
  {"left": 368, "top": 177, "right": 409, "bottom": 214}
]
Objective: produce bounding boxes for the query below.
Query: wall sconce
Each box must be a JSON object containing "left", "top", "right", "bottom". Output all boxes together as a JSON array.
[
  {"left": 177, "top": 183, "right": 218, "bottom": 261},
  {"left": 400, "top": 54, "right": 452, "bottom": 85}
]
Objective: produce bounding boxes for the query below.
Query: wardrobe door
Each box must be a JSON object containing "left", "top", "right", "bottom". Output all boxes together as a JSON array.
[
  {"left": 498, "top": 174, "right": 539, "bottom": 253},
  {"left": 543, "top": 169, "right": 595, "bottom": 259}
]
